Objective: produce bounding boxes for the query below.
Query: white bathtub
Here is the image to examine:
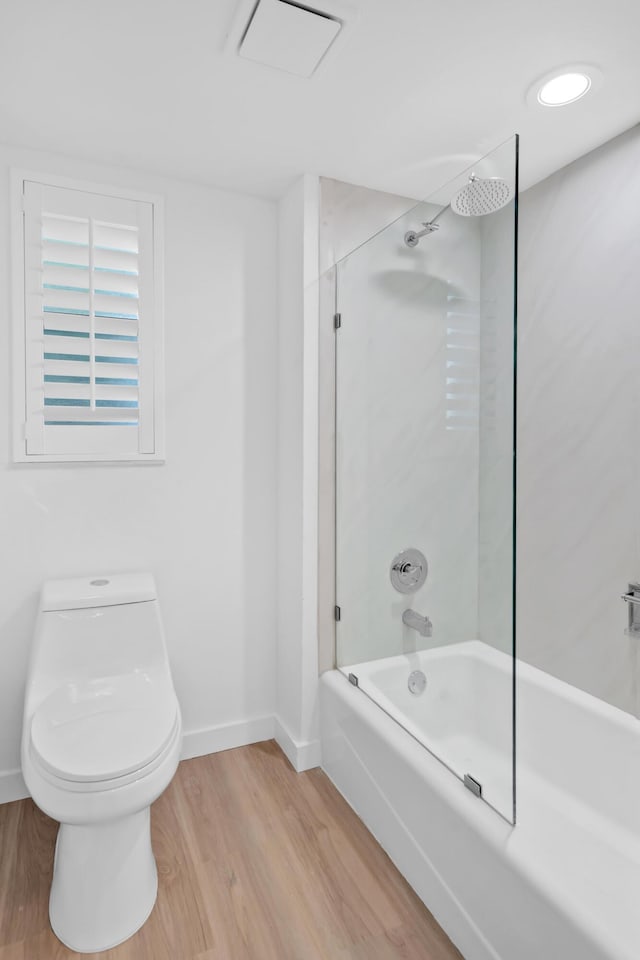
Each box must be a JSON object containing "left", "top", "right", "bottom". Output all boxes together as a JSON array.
[
  {"left": 320, "top": 641, "right": 640, "bottom": 960},
  {"left": 343, "top": 642, "right": 514, "bottom": 819}
]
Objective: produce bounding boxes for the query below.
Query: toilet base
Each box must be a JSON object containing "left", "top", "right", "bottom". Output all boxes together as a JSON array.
[{"left": 49, "top": 807, "right": 158, "bottom": 953}]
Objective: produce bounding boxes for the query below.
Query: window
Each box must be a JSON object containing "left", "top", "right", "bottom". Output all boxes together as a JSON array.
[{"left": 12, "top": 172, "right": 164, "bottom": 461}]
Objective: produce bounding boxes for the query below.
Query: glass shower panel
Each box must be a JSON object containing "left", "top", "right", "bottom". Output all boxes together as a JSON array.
[{"left": 335, "top": 137, "right": 518, "bottom": 822}]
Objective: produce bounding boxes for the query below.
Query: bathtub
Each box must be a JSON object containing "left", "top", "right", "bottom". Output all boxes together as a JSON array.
[
  {"left": 320, "top": 640, "right": 640, "bottom": 960},
  {"left": 342, "top": 642, "right": 515, "bottom": 820}
]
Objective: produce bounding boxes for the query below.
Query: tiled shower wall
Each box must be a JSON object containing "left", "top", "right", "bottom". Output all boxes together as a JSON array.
[
  {"left": 322, "top": 121, "right": 640, "bottom": 716},
  {"left": 322, "top": 181, "right": 482, "bottom": 666},
  {"left": 517, "top": 124, "right": 640, "bottom": 714}
]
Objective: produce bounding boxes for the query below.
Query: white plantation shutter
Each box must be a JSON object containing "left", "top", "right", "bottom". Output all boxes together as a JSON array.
[{"left": 15, "top": 176, "right": 164, "bottom": 461}]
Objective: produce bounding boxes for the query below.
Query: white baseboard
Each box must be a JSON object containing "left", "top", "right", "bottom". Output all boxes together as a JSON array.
[
  {"left": 180, "top": 715, "right": 275, "bottom": 761},
  {"left": 0, "top": 768, "right": 29, "bottom": 804},
  {"left": 0, "top": 714, "right": 308, "bottom": 806},
  {"left": 274, "top": 717, "right": 321, "bottom": 772}
]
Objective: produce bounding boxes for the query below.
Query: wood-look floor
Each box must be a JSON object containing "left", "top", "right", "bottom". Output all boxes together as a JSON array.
[{"left": 0, "top": 741, "right": 463, "bottom": 960}]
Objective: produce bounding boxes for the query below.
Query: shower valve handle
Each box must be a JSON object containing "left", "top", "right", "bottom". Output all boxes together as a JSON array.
[{"left": 390, "top": 549, "right": 428, "bottom": 594}]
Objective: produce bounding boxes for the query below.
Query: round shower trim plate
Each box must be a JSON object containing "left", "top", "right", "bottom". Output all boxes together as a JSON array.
[
  {"left": 526, "top": 63, "right": 603, "bottom": 108},
  {"left": 390, "top": 548, "right": 428, "bottom": 594}
]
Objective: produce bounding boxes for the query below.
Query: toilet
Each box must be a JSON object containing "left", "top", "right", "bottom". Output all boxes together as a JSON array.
[{"left": 21, "top": 573, "right": 182, "bottom": 954}]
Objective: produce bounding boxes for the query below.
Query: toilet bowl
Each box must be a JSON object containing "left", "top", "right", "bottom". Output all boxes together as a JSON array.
[{"left": 21, "top": 573, "right": 182, "bottom": 953}]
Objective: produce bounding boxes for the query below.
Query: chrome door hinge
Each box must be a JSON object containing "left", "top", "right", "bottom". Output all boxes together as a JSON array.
[
  {"left": 334, "top": 312, "right": 342, "bottom": 330},
  {"left": 464, "top": 774, "right": 482, "bottom": 798},
  {"left": 334, "top": 605, "right": 341, "bottom": 622},
  {"left": 348, "top": 672, "right": 358, "bottom": 687}
]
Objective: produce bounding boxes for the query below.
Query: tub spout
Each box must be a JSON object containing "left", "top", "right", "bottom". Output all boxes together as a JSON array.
[{"left": 402, "top": 609, "right": 432, "bottom": 638}]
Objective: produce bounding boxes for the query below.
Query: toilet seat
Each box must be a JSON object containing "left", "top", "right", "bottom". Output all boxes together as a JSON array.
[{"left": 30, "top": 671, "right": 178, "bottom": 784}]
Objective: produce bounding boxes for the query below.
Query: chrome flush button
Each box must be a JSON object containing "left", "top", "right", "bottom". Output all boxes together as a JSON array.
[{"left": 90, "top": 579, "right": 110, "bottom": 586}]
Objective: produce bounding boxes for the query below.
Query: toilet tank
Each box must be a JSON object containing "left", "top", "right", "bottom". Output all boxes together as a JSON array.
[{"left": 28, "top": 574, "right": 170, "bottom": 699}]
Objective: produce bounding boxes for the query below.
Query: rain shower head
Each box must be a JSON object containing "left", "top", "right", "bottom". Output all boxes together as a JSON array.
[
  {"left": 451, "top": 175, "right": 512, "bottom": 217},
  {"left": 404, "top": 174, "right": 513, "bottom": 246}
]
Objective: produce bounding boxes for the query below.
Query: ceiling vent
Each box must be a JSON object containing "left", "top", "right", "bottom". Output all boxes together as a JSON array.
[{"left": 238, "top": 0, "right": 343, "bottom": 77}]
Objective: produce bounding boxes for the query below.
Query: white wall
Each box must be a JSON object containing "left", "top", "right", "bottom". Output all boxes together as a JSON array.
[
  {"left": 275, "top": 175, "right": 321, "bottom": 770},
  {"left": 0, "top": 142, "right": 278, "bottom": 799},
  {"left": 319, "top": 178, "right": 416, "bottom": 274},
  {"left": 518, "top": 125, "right": 640, "bottom": 714}
]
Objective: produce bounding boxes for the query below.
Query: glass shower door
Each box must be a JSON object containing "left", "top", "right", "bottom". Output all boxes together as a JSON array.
[{"left": 335, "top": 137, "right": 518, "bottom": 822}]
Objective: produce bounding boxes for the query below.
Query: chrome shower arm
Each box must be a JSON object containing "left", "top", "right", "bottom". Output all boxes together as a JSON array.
[
  {"left": 404, "top": 202, "right": 450, "bottom": 247},
  {"left": 421, "top": 202, "right": 451, "bottom": 229}
]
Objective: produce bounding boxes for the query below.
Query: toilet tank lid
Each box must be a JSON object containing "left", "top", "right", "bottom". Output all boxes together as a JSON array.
[{"left": 41, "top": 573, "right": 157, "bottom": 612}]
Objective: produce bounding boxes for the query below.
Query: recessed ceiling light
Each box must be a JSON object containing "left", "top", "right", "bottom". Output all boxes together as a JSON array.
[
  {"left": 526, "top": 64, "right": 602, "bottom": 109},
  {"left": 538, "top": 72, "right": 591, "bottom": 106}
]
